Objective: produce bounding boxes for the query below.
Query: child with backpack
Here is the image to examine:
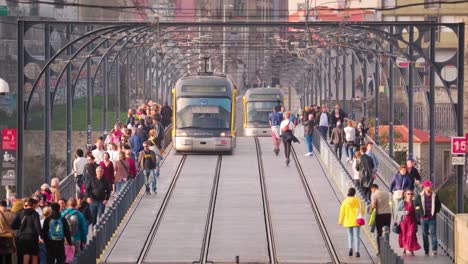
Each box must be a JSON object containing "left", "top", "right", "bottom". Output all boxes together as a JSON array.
[
  {"left": 61, "top": 198, "right": 88, "bottom": 253},
  {"left": 41, "top": 203, "right": 72, "bottom": 264}
]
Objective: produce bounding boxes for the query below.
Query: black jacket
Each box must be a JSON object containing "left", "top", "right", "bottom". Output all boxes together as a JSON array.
[
  {"left": 407, "top": 167, "right": 421, "bottom": 186},
  {"left": 355, "top": 153, "right": 375, "bottom": 188},
  {"left": 78, "top": 201, "right": 94, "bottom": 225},
  {"left": 302, "top": 119, "right": 316, "bottom": 136},
  {"left": 41, "top": 212, "right": 72, "bottom": 245},
  {"left": 86, "top": 176, "right": 111, "bottom": 201},
  {"left": 11, "top": 208, "right": 42, "bottom": 240}
]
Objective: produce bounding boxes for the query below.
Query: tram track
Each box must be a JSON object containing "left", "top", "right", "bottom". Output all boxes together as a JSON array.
[
  {"left": 136, "top": 154, "right": 187, "bottom": 264},
  {"left": 254, "top": 137, "right": 278, "bottom": 264},
  {"left": 290, "top": 146, "right": 341, "bottom": 264},
  {"left": 196, "top": 155, "right": 222, "bottom": 264}
]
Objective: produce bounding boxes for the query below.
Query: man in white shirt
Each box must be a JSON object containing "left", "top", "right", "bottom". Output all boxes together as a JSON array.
[
  {"left": 73, "top": 148, "right": 88, "bottom": 195},
  {"left": 316, "top": 106, "right": 331, "bottom": 139},
  {"left": 92, "top": 140, "right": 105, "bottom": 164}
]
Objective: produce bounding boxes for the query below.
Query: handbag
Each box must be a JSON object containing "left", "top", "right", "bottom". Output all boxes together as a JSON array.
[
  {"left": 65, "top": 245, "right": 75, "bottom": 263},
  {"left": 392, "top": 221, "right": 401, "bottom": 234},
  {"left": 356, "top": 201, "right": 365, "bottom": 226}
]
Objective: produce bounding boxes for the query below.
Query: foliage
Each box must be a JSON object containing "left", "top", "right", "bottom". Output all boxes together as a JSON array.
[
  {"left": 437, "top": 183, "right": 468, "bottom": 213},
  {"left": 26, "top": 96, "right": 127, "bottom": 131}
]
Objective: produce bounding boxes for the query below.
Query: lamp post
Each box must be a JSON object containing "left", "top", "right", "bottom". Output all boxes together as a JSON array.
[{"left": 223, "top": 4, "right": 233, "bottom": 73}]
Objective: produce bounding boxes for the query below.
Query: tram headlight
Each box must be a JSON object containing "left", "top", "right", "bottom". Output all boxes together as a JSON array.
[{"left": 219, "top": 132, "right": 230, "bottom": 137}]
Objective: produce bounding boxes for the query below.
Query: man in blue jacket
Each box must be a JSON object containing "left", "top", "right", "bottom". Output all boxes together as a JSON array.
[{"left": 61, "top": 198, "right": 88, "bottom": 253}]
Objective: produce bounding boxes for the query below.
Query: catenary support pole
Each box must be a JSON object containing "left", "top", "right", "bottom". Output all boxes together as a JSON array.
[
  {"left": 17, "top": 20, "right": 25, "bottom": 197},
  {"left": 351, "top": 52, "right": 356, "bottom": 120},
  {"left": 362, "top": 57, "right": 368, "bottom": 119},
  {"left": 388, "top": 26, "right": 395, "bottom": 158},
  {"left": 44, "top": 23, "right": 51, "bottom": 185},
  {"left": 66, "top": 24, "right": 72, "bottom": 175},
  {"left": 374, "top": 54, "right": 380, "bottom": 144},
  {"left": 429, "top": 25, "right": 436, "bottom": 186},
  {"left": 342, "top": 49, "right": 346, "bottom": 111},
  {"left": 408, "top": 26, "right": 414, "bottom": 158},
  {"left": 456, "top": 23, "right": 465, "bottom": 213}
]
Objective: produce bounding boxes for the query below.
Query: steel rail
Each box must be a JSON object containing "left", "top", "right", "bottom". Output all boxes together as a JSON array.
[
  {"left": 290, "top": 146, "right": 340, "bottom": 264},
  {"left": 254, "top": 137, "right": 278, "bottom": 264},
  {"left": 196, "top": 155, "right": 223, "bottom": 264},
  {"left": 136, "top": 155, "right": 188, "bottom": 264}
]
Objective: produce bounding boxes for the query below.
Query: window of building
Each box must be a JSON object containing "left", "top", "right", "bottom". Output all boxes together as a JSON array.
[{"left": 383, "top": 0, "right": 396, "bottom": 8}]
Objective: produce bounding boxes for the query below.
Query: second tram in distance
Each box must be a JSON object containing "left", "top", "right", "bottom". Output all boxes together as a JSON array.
[
  {"left": 172, "top": 73, "right": 236, "bottom": 153},
  {"left": 243, "top": 87, "right": 283, "bottom": 137}
]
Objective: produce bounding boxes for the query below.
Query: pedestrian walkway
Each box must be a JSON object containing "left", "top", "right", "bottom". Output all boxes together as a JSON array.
[
  {"left": 306, "top": 126, "right": 454, "bottom": 264},
  {"left": 101, "top": 137, "right": 378, "bottom": 263}
]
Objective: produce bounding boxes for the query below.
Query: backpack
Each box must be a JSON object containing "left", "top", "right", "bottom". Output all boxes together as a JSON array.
[
  {"left": 64, "top": 211, "right": 79, "bottom": 237},
  {"left": 48, "top": 217, "right": 65, "bottom": 241}
]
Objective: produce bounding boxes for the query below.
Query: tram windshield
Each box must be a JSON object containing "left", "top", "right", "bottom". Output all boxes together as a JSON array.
[
  {"left": 177, "top": 97, "right": 231, "bottom": 129},
  {"left": 246, "top": 101, "right": 277, "bottom": 126}
]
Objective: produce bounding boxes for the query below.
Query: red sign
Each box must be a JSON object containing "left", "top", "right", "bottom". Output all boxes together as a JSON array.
[
  {"left": 451, "top": 136, "right": 466, "bottom": 155},
  {"left": 466, "top": 133, "right": 468, "bottom": 154},
  {"left": 2, "top": 129, "right": 16, "bottom": 150}
]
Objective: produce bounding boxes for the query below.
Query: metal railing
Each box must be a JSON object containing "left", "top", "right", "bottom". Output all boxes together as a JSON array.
[
  {"left": 69, "top": 125, "right": 173, "bottom": 263},
  {"left": 58, "top": 171, "right": 76, "bottom": 200},
  {"left": 311, "top": 130, "right": 368, "bottom": 202},
  {"left": 71, "top": 171, "right": 145, "bottom": 263},
  {"left": 365, "top": 136, "right": 455, "bottom": 261},
  {"left": 379, "top": 237, "right": 404, "bottom": 264}
]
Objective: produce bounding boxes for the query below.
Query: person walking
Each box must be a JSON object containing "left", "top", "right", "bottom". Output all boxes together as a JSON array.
[
  {"left": 61, "top": 198, "right": 88, "bottom": 254},
  {"left": 41, "top": 203, "right": 72, "bottom": 264},
  {"left": 268, "top": 106, "right": 283, "bottom": 155},
  {"left": 0, "top": 200, "right": 16, "bottom": 264},
  {"left": 351, "top": 152, "right": 362, "bottom": 187},
  {"left": 316, "top": 105, "right": 331, "bottom": 139},
  {"left": 366, "top": 142, "right": 379, "bottom": 179},
  {"left": 330, "top": 121, "right": 346, "bottom": 160},
  {"left": 114, "top": 151, "right": 129, "bottom": 194},
  {"left": 389, "top": 165, "right": 413, "bottom": 210},
  {"left": 125, "top": 150, "right": 137, "bottom": 180},
  {"left": 338, "top": 188, "right": 364, "bottom": 258},
  {"left": 99, "top": 152, "right": 115, "bottom": 196},
  {"left": 129, "top": 128, "right": 143, "bottom": 161},
  {"left": 138, "top": 141, "right": 158, "bottom": 195},
  {"left": 91, "top": 140, "right": 105, "bottom": 164},
  {"left": 12, "top": 198, "right": 43, "bottom": 264},
  {"left": 302, "top": 112, "right": 316, "bottom": 156},
  {"left": 280, "top": 112, "right": 298, "bottom": 166},
  {"left": 396, "top": 189, "right": 421, "bottom": 256},
  {"left": 344, "top": 119, "right": 356, "bottom": 163},
  {"left": 160, "top": 102, "right": 173, "bottom": 128},
  {"left": 407, "top": 157, "right": 421, "bottom": 189},
  {"left": 76, "top": 193, "right": 93, "bottom": 228},
  {"left": 414, "top": 180, "right": 441, "bottom": 256},
  {"left": 370, "top": 184, "right": 392, "bottom": 255},
  {"left": 355, "top": 145, "right": 375, "bottom": 201},
  {"left": 86, "top": 166, "right": 111, "bottom": 226}
]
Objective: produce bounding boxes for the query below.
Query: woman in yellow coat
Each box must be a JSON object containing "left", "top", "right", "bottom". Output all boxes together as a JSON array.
[{"left": 338, "top": 188, "right": 364, "bottom": 258}]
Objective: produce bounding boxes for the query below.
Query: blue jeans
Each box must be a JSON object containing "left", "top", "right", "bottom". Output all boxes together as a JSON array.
[
  {"left": 115, "top": 179, "right": 126, "bottom": 194},
  {"left": 319, "top": 126, "right": 328, "bottom": 139},
  {"left": 90, "top": 200, "right": 106, "bottom": 226},
  {"left": 347, "top": 226, "right": 361, "bottom": 252},
  {"left": 345, "top": 143, "right": 355, "bottom": 158},
  {"left": 421, "top": 218, "right": 437, "bottom": 252},
  {"left": 143, "top": 169, "right": 157, "bottom": 193},
  {"left": 305, "top": 134, "right": 313, "bottom": 153}
]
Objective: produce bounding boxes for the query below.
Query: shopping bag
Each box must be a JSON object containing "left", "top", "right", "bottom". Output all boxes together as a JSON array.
[
  {"left": 65, "top": 245, "right": 75, "bottom": 263},
  {"left": 368, "top": 208, "right": 376, "bottom": 227}
]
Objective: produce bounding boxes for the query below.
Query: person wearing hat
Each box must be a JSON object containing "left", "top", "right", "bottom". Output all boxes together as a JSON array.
[
  {"left": 406, "top": 157, "right": 421, "bottom": 188},
  {"left": 414, "top": 180, "right": 441, "bottom": 256}
]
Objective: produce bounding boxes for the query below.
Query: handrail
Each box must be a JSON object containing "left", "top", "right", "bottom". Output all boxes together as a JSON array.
[{"left": 70, "top": 125, "right": 173, "bottom": 263}]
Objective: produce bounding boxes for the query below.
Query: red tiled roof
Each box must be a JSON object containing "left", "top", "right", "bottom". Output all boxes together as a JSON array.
[
  {"left": 369, "top": 125, "right": 451, "bottom": 143},
  {"left": 288, "top": 7, "right": 373, "bottom": 22}
]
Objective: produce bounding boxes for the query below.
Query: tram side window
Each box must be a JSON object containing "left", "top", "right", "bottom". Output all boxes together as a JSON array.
[{"left": 177, "top": 98, "right": 231, "bottom": 129}]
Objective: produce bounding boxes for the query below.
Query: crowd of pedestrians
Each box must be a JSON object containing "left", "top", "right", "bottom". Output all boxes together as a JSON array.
[
  {"left": 0, "top": 100, "right": 171, "bottom": 264},
  {"left": 298, "top": 102, "right": 441, "bottom": 259}
]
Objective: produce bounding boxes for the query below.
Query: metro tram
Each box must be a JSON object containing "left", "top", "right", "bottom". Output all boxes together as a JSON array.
[
  {"left": 172, "top": 73, "right": 237, "bottom": 153},
  {"left": 243, "top": 87, "right": 284, "bottom": 136}
]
